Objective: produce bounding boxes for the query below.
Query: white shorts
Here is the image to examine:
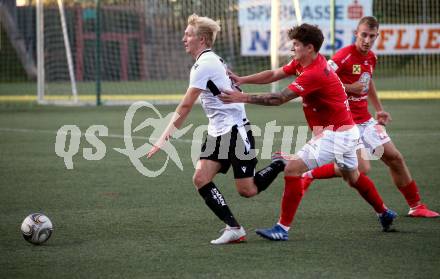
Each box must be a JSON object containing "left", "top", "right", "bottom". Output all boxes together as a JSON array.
[
  {"left": 356, "top": 118, "right": 391, "bottom": 160},
  {"left": 297, "top": 126, "right": 360, "bottom": 171}
]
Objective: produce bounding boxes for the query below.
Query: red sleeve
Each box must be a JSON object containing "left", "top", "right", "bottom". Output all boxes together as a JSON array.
[
  {"left": 287, "top": 70, "right": 321, "bottom": 97},
  {"left": 282, "top": 59, "right": 300, "bottom": 75}
]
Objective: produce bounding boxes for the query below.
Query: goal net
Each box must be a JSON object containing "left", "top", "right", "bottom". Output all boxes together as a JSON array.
[
  {"left": 37, "top": 0, "right": 279, "bottom": 105},
  {"left": 2, "top": 0, "right": 438, "bottom": 104}
]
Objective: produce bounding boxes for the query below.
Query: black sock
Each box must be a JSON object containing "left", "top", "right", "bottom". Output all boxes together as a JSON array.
[
  {"left": 198, "top": 182, "right": 240, "bottom": 228},
  {"left": 254, "top": 161, "right": 285, "bottom": 193}
]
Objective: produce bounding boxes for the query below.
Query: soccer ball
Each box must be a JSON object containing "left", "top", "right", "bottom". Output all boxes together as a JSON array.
[{"left": 20, "top": 213, "right": 53, "bottom": 245}]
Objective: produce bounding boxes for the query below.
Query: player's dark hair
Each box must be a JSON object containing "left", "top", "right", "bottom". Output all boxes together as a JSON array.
[
  {"left": 287, "top": 23, "right": 324, "bottom": 52},
  {"left": 357, "top": 16, "right": 379, "bottom": 30}
]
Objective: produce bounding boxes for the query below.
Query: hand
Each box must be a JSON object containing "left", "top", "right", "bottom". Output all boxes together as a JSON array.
[
  {"left": 227, "top": 70, "right": 243, "bottom": 86},
  {"left": 219, "top": 88, "right": 246, "bottom": 104},
  {"left": 146, "top": 144, "right": 161, "bottom": 158},
  {"left": 347, "top": 81, "right": 366, "bottom": 95},
  {"left": 146, "top": 135, "right": 170, "bottom": 158},
  {"left": 376, "top": 110, "right": 392, "bottom": 125}
]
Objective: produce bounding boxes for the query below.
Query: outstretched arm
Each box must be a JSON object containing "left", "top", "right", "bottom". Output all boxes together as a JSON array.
[
  {"left": 147, "top": 88, "right": 201, "bottom": 158},
  {"left": 229, "top": 67, "right": 289, "bottom": 86},
  {"left": 220, "top": 87, "right": 299, "bottom": 106},
  {"left": 368, "top": 80, "right": 391, "bottom": 125}
]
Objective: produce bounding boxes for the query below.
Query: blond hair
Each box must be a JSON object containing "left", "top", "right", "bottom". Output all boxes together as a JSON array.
[{"left": 187, "top": 14, "right": 221, "bottom": 47}]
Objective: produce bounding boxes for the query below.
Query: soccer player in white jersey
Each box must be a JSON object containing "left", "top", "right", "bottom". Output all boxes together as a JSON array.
[{"left": 147, "top": 14, "right": 285, "bottom": 244}]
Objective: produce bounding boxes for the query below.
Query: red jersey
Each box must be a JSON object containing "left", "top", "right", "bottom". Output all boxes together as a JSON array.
[
  {"left": 283, "top": 54, "right": 354, "bottom": 132},
  {"left": 329, "top": 45, "right": 377, "bottom": 124}
]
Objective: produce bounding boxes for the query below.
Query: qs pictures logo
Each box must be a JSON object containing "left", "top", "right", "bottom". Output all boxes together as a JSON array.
[
  {"left": 55, "top": 101, "right": 192, "bottom": 178},
  {"left": 113, "top": 101, "right": 192, "bottom": 177}
]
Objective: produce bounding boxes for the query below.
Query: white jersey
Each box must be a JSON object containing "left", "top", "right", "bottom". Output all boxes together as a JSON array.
[{"left": 189, "top": 49, "right": 247, "bottom": 137}]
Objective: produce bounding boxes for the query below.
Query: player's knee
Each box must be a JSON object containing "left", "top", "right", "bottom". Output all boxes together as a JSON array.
[
  {"left": 342, "top": 175, "right": 356, "bottom": 186},
  {"left": 192, "top": 172, "right": 209, "bottom": 188},
  {"left": 341, "top": 169, "right": 360, "bottom": 187},
  {"left": 358, "top": 163, "right": 371, "bottom": 174},
  {"left": 347, "top": 178, "right": 358, "bottom": 187},
  {"left": 237, "top": 187, "right": 257, "bottom": 198},
  {"left": 234, "top": 178, "right": 258, "bottom": 198},
  {"left": 284, "top": 164, "right": 303, "bottom": 177}
]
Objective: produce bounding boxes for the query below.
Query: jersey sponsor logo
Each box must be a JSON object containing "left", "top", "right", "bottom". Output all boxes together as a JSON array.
[
  {"left": 348, "top": 95, "right": 368, "bottom": 101},
  {"left": 113, "top": 101, "right": 193, "bottom": 177},
  {"left": 359, "top": 72, "right": 371, "bottom": 93},
  {"left": 359, "top": 72, "right": 371, "bottom": 84},
  {"left": 352, "top": 64, "right": 361, "bottom": 74}
]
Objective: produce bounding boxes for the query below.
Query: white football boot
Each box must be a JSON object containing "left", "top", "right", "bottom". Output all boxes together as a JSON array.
[{"left": 210, "top": 225, "right": 246, "bottom": 245}]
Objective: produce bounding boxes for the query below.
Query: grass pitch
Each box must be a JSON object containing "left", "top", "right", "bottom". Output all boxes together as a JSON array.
[{"left": 0, "top": 100, "right": 439, "bottom": 278}]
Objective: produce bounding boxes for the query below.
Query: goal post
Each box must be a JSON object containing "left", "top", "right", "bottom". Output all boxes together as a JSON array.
[
  {"left": 37, "top": 0, "right": 78, "bottom": 105},
  {"left": 38, "top": 0, "right": 275, "bottom": 105},
  {"left": 36, "top": 0, "right": 44, "bottom": 103},
  {"left": 270, "top": 0, "right": 280, "bottom": 93},
  {"left": 268, "top": 0, "right": 302, "bottom": 93},
  {"left": 56, "top": 0, "right": 78, "bottom": 103}
]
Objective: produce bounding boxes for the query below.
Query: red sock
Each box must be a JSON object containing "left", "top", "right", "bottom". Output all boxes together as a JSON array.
[
  {"left": 311, "top": 164, "right": 336, "bottom": 179},
  {"left": 279, "top": 176, "right": 304, "bottom": 227},
  {"left": 398, "top": 180, "right": 421, "bottom": 208},
  {"left": 351, "top": 173, "right": 386, "bottom": 214},
  {"left": 302, "top": 176, "right": 314, "bottom": 192}
]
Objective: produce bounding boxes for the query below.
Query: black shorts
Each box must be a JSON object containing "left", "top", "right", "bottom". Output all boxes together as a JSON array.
[{"left": 199, "top": 122, "right": 258, "bottom": 179}]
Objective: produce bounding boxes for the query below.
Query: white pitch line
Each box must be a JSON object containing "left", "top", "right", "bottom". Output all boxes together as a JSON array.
[{"left": 0, "top": 127, "right": 197, "bottom": 143}]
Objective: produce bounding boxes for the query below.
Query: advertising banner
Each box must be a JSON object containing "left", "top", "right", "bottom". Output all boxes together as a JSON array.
[{"left": 239, "top": 0, "right": 440, "bottom": 55}]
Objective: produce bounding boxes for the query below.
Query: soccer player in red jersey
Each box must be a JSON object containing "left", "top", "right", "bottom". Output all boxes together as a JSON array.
[
  {"left": 301, "top": 16, "right": 438, "bottom": 218},
  {"left": 220, "top": 23, "right": 397, "bottom": 240}
]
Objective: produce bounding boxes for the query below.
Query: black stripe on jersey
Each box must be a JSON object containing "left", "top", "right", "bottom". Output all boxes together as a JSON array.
[
  {"left": 207, "top": 80, "right": 243, "bottom": 96},
  {"left": 207, "top": 80, "right": 221, "bottom": 96}
]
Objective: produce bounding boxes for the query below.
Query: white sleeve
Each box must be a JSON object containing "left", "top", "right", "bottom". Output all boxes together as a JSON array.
[
  {"left": 189, "top": 60, "right": 227, "bottom": 90},
  {"left": 189, "top": 62, "right": 213, "bottom": 90}
]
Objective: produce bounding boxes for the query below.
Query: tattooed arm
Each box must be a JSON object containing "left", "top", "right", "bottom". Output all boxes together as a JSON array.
[{"left": 219, "top": 87, "right": 299, "bottom": 106}]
